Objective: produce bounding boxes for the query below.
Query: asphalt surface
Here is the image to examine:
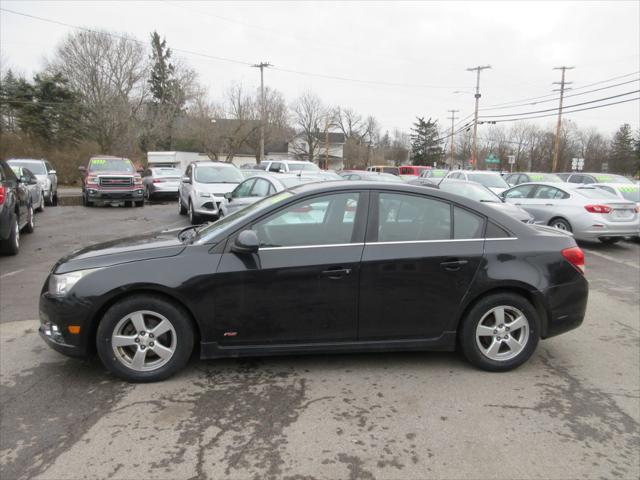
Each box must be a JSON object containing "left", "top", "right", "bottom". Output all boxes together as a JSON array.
[{"left": 1, "top": 202, "right": 639, "bottom": 480}]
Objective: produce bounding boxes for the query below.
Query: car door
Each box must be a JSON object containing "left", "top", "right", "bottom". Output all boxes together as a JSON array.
[
  {"left": 23, "top": 169, "right": 40, "bottom": 205},
  {"left": 502, "top": 184, "right": 538, "bottom": 216},
  {"left": 1, "top": 163, "right": 28, "bottom": 226},
  {"left": 358, "top": 191, "right": 485, "bottom": 340},
  {"left": 524, "top": 185, "right": 570, "bottom": 221},
  {"left": 213, "top": 190, "right": 367, "bottom": 345}
]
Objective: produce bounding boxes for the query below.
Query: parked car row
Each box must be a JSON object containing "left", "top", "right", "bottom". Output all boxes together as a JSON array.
[{"left": 1, "top": 160, "right": 39, "bottom": 255}]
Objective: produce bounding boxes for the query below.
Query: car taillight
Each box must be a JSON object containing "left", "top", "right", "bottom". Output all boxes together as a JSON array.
[
  {"left": 561, "top": 246, "right": 585, "bottom": 274},
  {"left": 584, "top": 204, "right": 612, "bottom": 214},
  {"left": 153, "top": 178, "right": 162, "bottom": 183},
  {"left": 0, "top": 185, "right": 5, "bottom": 205}
]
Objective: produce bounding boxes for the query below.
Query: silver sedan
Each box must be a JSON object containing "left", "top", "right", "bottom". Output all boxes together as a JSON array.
[
  {"left": 142, "top": 167, "right": 182, "bottom": 200},
  {"left": 220, "top": 174, "right": 322, "bottom": 216},
  {"left": 502, "top": 182, "right": 639, "bottom": 243}
]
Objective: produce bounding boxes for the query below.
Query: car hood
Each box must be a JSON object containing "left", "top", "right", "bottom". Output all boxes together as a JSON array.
[
  {"left": 194, "top": 183, "right": 239, "bottom": 195},
  {"left": 485, "top": 201, "right": 533, "bottom": 222},
  {"left": 54, "top": 228, "right": 186, "bottom": 274}
]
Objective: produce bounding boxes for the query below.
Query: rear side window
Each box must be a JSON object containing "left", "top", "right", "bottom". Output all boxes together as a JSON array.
[
  {"left": 533, "top": 186, "right": 568, "bottom": 199},
  {"left": 485, "top": 222, "right": 511, "bottom": 238},
  {"left": 378, "top": 193, "right": 451, "bottom": 242},
  {"left": 454, "top": 207, "right": 484, "bottom": 239},
  {"left": 504, "top": 185, "right": 536, "bottom": 199}
]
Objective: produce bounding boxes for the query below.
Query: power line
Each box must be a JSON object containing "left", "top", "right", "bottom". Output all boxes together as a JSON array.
[
  {"left": 0, "top": 7, "right": 472, "bottom": 91},
  {"left": 481, "top": 70, "right": 640, "bottom": 109},
  {"left": 478, "top": 97, "right": 639, "bottom": 123},
  {"left": 480, "top": 77, "right": 640, "bottom": 111},
  {"left": 479, "top": 90, "right": 639, "bottom": 118}
]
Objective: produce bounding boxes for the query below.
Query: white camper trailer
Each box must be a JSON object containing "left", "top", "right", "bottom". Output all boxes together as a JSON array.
[{"left": 147, "top": 152, "right": 211, "bottom": 172}]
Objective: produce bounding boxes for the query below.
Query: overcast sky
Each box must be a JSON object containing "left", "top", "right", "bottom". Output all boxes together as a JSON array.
[{"left": 1, "top": 0, "right": 638, "bottom": 137}]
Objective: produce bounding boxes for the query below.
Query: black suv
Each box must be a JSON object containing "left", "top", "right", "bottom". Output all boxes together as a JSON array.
[{"left": 0, "top": 160, "right": 35, "bottom": 255}]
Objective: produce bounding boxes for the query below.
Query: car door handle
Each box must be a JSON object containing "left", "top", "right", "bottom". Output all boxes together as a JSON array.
[
  {"left": 545, "top": 203, "right": 554, "bottom": 206},
  {"left": 440, "top": 260, "right": 469, "bottom": 271},
  {"left": 320, "top": 268, "right": 352, "bottom": 279},
  {"left": 514, "top": 203, "right": 522, "bottom": 206}
]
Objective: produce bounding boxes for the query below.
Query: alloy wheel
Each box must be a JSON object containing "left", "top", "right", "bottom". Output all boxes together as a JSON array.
[
  {"left": 111, "top": 310, "right": 177, "bottom": 372},
  {"left": 475, "top": 305, "right": 529, "bottom": 361}
]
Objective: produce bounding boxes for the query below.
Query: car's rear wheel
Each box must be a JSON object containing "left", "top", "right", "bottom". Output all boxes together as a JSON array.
[
  {"left": 460, "top": 293, "right": 539, "bottom": 372},
  {"left": 548, "top": 217, "right": 572, "bottom": 232},
  {"left": 135, "top": 200, "right": 144, "bottom": 207},
  {"left": 96, "top": 295, "right": 194, "bottom": 382},
  {"left": 45, "top": 190, "right": 53, "bottom": 206},
  {"left": 0, "top": 217, "right": 19, "bottom": 255},
  {"left": 23, "top": 205, "right": 35, "bottom": 234}
]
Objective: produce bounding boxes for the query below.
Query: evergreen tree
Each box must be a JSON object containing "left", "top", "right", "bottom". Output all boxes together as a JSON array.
[
  {"left": 610, "top": 123, "right": 635, "bottom": 175},
  {"left": 410, "top": 117, "right": 443, "bottom": 165},
  {"left": 149, "top": 31, "right": 176, "bottom": 106}
]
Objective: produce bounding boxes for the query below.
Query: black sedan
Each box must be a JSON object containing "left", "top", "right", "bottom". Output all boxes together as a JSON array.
[{"left": 39, "top": 182, "right": 588, "bottom": 382}]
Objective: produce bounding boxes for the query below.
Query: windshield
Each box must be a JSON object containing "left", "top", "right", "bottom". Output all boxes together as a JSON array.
[
  {"left": 467, "top": 173, "right": 509, "bottom": 189},
  {"left": 153, "top": 168, "right": 182, "bottom": 177},
  {"left": 89, "top": 158, "right": 134, "bottom": 173},
  {"left": 287, "top": 163, "right": 320, "bottom": 172},
  {"left": 527, "top": 173, "right": 563, "bottom": 182},
  {"left": 439, "top": 181, "right": 501, "bottom": 202},
  {"left": 280, "top": 177, "right": 318, "bottom": 188},
  {"left": 594, "top": 174, "right": 633, "bottom": 184},
  {"left": 194, "top": 165, "right": 244, "bottom": 183},
  {"left": 8, "top": 161, "right": 46, "bottom": 174},
  {"left": 366, "top": 173, "right": 404, "bottom": 183},
  {"left": 195, "top": 190, "right": 296, "bottom": 244},
  {"left": 428, "top": 169, "right": 448, "bottom": 178}
]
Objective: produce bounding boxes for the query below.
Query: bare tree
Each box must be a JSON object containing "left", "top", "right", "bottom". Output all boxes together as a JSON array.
[
  {"left": 48, "top": 30, "right": 148, "bottom": 154},
  {"left": 290, "top": 91, "right": 328, "bottom": 162}
]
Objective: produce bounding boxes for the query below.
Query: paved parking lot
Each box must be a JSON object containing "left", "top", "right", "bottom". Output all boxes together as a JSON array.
[{"left": 1, "top": 203, "right": 639, "bottom": 480}]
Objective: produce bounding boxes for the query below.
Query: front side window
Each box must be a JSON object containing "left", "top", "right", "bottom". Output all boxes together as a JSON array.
[
  {"left": 504, "top": 185, "right": 536, "bottom": 199},
  {"left": 250, "top": 178, "right": 271, "bottom": 197},
  {"left": 378, "top": 193, "right": 451, "bottom": 242},
  {"left": 233, "top": 179, "right": 255, "bottom": 198},
  {"left": 253, "top": 193, "right": 360, "bottom": 247}
]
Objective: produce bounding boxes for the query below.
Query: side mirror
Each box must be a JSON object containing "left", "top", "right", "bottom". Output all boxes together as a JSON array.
[
  {"left": 499, "top": 192, "right": 506, "bottom": 201},
  {"left": 181, "top": 175, "right": 191, "bottom": 184},
  {"left": 29, "top": 177, "right": 38, "bottom": 185},
  {"left": 78, "top": 166, "right": 86, "bottom": 172},
  {"left": 231, "top": 230, "right": 259, "bottom": 254},
  {"left": 19, "top": 176, "right": 28, "bottom": 184},
  {"left": 224, "top": 192, "right": 232, "bottom": 201},
  {"left": 49, "top": 169, "right": 57, "bottom": 175}
]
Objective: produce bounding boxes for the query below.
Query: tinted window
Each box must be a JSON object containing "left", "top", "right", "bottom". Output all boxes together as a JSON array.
[
  {"left": 268, "top": 162, "right": 282, "bottom": 172},
  {"left": 485, "top": 222, "right": 511, "bottom": 238},
  {"left": 233, "top": 179, "right": 255, "bottom": 198},
  {"left": 504, "top": 185, "right": 536, "bottom": 199},
  {"left": 466, "top": 173, "right": 509, "bottom": 189},
  {"left": 253, "top": 193, "right": 360, "bottom": 247},
  {"left": 378, "top": 193, "right": 451, "bottom": 242},
  {"left": 533, "top": 186, "right": 568, "bottom": 199},
  {"left": 568, "top": 174, "right": 583, "bottom": 184},
  {"left": 454, "top": 206, "right": 484, "bottom": 239},
  {"left": 251, "top": 178, "right": 271, "bottom": 197}
]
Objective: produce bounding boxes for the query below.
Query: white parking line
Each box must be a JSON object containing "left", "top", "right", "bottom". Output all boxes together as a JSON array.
[
  {"left": 583, "top": 249, "right": 640, "bottom": 270},
  {"left": 0, "top": 268, "right": 25, "bottom": 279}
]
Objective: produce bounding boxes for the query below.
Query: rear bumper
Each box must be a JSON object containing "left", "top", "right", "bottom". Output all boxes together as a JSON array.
[
  {"left": 542, "top": 275, "right": 589, "bottom": 338},
  {"left": 576, "top": 217, "right": 640, "bottom": 240},
  {"left": 150, "top": 184, "right": 179, "bottom": 194}
]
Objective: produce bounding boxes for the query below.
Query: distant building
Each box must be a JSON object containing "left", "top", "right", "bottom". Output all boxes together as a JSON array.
[{"left": 288, "top": 132, "right": 346, "bottom": 170}]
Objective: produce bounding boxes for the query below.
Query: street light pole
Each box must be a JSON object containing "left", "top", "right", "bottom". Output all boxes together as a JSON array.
[
  {"left": 466, "top": 65, "right": 491, "bottom": 170},
  {"left": 251, "top": 62, "right": 272, "bottom": 164}
]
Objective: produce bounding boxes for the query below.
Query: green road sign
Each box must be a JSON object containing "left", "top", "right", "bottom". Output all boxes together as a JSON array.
[{"left": 485, "top": 153, "right": 500, "bottom": 164}]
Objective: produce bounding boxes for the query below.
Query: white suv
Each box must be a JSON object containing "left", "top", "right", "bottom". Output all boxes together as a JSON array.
[
  {"left": 258, "top": 160, "right": 321, "bottom": 174},
  {"left": 178, "top": 162, "right": 244, "bottom": 224}
]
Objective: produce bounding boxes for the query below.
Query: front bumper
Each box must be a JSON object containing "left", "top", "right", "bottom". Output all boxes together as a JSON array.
[
  {"left": 39, "top": 291, "right": 92, "bottom": 358},
  {"left": 87, "top": 188, "right": 144, "bottom": 201},
  {"left": 193, "top": 196, "right": 223, "bottom": 217}
]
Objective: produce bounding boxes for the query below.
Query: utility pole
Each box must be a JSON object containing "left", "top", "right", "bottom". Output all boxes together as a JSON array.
[
  {"left": 551, "top": 66, "right": 574, "bottom": 173},
  {"left": 251, "top": 62, "right": 272, "bottom": 164},
  {"left": 466, "top": 65, "right": 491, "bottom": 170},
  {"left": 447, "top": 109, "right": 459, "bottom": 169}
]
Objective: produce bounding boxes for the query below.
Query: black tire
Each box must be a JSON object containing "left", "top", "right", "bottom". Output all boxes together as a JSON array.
[
  {"left": 178, "top": 197, "right": 187, "bottom": 215},
  {"left": 188, "top": 200, "right": 201, "bottom": 225},
  {"left": 83, "top": 192, "right": 93, "bottom": 207},
  {"left": 145, "top": 187, "right": 153, "bottom": 202},
  {"left": 96, "top": 294, "right": 195, "bottom": 383},
  {"left": 599, "top": 237, "right": 622, "bottom": 245},
  {"left": 460, "top": 292, "right": 540, "bottom": 372},
  {"left": 0, "top": 216, "right": 19, "bottom": 255},
  {"left": 52, "top": 192, "right": 58, "bottom": 206},
  {"left": 135, "top": 200, "right": 144, "bottom": 207},
  {"left": 548, "top": 217, "right": 572, "bottom": 232},
  {"left": 124, "top": 200, "right": 133, "bottom": 208},
  {"left": 45, "top": 190, "right": 53, "bottom": 206},
  {"left": 23, "top": 205, "right": 35, "bottom": 234},
  {"left": 36, "top": 192, "right": 45, "bottom": 212}
]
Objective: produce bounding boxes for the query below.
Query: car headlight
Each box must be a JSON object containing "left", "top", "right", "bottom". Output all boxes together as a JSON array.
[
  {"left": 48, "top": 269, "right": 97, "bottom": 296},
  {"left": 198, "top": 192, "right": 211, "bottom": 198}
]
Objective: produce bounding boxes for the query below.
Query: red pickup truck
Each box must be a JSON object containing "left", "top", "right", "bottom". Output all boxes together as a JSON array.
[{"left": 79, "top": 156, "right": 144, "bottom": 207}]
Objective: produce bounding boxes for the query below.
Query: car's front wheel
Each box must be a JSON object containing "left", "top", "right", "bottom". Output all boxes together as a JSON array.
[
  {"left": 188, "top": 200, "right": 201, "bottom": 225},
  {"left": 460, "top": 293, "right": 539, "bottom": 372},
  {"left": 23, "top": 205, "right": 35, "bottom": 234},
  {"left": 96, "top": 295, "right": 194, "bottom": 382},
  {"left": 0, "top": 217, "right": 19, "bottom": 255}
]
